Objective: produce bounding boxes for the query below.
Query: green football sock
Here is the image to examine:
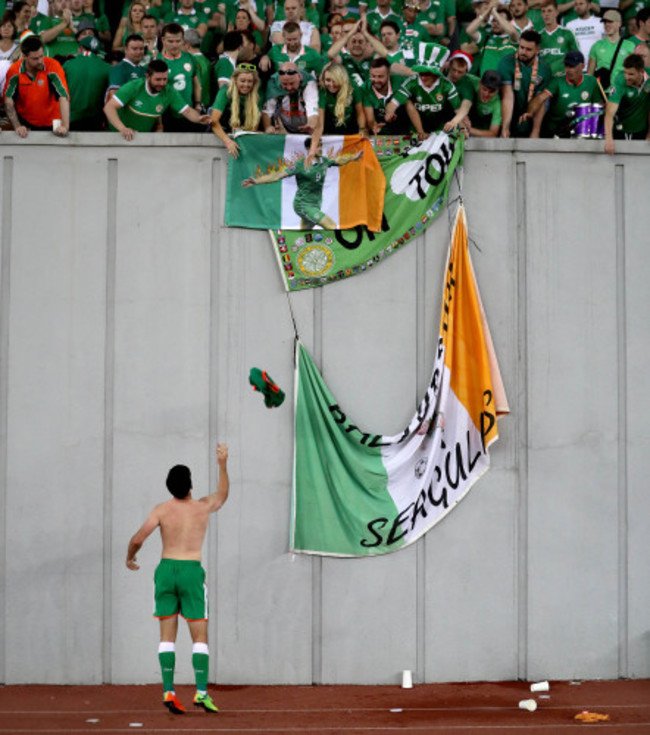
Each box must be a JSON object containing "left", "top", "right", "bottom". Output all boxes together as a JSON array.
[
  {"left": 192, "top": 643, "right": 209, "bottom": 692},
  {"left": 158, "top": 642, "right": 176, "bottom": 693}
]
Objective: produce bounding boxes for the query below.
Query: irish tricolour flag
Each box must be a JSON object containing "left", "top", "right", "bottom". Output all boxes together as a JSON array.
[
  {"left": 225, "top": 133, "right": 385, "bottom": 231},
  {"left": 291, "top": 206, "right": 509, "bottom": 556}
]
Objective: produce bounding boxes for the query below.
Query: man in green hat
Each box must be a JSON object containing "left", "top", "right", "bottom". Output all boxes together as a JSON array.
[{"left": 385, "top": 41, "right": 464, "bottom": 135}]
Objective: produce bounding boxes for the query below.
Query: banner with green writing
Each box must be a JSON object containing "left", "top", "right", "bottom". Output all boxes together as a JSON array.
[{"left": 271, "top": 132, "right": 464, "bottom": 291}]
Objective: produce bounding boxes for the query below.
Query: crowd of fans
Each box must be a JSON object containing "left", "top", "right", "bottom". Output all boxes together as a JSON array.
[{"left": 0, "top": 0, "right": 647, "bottom": 154}]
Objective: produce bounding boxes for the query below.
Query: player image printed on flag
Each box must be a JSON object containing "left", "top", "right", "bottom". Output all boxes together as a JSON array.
[
  {"left": 290, "top": 205, "right": 509, "bottom": 556},
  {"left": 226, "top": 133, "right": 385, "bottom": 231},
  {"left": 271, "top": 131, "right": 464, "bottom": 291}
]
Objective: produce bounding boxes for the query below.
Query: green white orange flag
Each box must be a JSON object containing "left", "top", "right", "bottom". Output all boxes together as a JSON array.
[
  {"left": 291, "top": 206, "right": 509, "bottom": 556},
  {"left": 225, "top": 133, "right": 385, "bottom": 231}
]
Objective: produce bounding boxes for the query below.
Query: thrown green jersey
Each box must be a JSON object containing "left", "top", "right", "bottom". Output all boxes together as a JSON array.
[
  {"left": 543, "top": 73, "right": 601, "bottom": 136},
  {"left": 157, "top": 51, "right": 198, "bottom": 115},
  {"left": 394, "top": 74, "right": 460, "bottom": 131},
  {"left": 268, "top": 45, "right": 325, "bottom": 76},
  {"left": 111, "top": 77, "right": 188, "bottom": 132},
  {"left": 608, "top": 69, "right": 650, "bottom": 134},
  {"left": 539, "top": 26, "right": 579, "bottom": 77}
]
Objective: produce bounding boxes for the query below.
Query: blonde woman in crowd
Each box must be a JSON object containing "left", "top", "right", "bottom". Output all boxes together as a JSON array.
[
  {"left": 318, "top": 62, "right": 366, "bottom": 134},
  {"left": 113, "top": 0, "right": 147, "bottom": 52},
  {"left": 211, "top": 63, "right": 262, "bottom": 157}
]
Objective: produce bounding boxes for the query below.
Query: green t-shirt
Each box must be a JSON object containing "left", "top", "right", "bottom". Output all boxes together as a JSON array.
[
  {"left": 543, "top": 73, "right": 601, "bottom": 136},
  {"left": 608, "top": 69, "right": 650, "bottom": 134},
  {"left": 157, "top": 51, "right": 198, "bottom": 114},
  {"left": 589, "top": 37, "right": 636, "bottom": 80},
  {"left": 341, "top": 53, "right": 373, "bottom": 89},
  {"left": 214, "top": 54, "right": 237, "bottom": 85},
  {"left": 476, "top": 30, "right": 517, "bottom": 76},
  {"left": 362, "top": 73, "right": 411, "bottom": 133},
  {"left": 112, "top": 77, "right": 188, "bottom": 132},
  {"left": 394, "top": 74, "right": 460, "bottom": 131},
  {"left": 268, "top": 45, "right": 325, "bottom": 76},
  {"left": 318, "top": 84, "right": 363, "bottom": 133},
  {"left": 212, "top": 83, "right": 261, "bottom": 130},
  {"left": 465, "top": 74, "right": 502, "bottom": 130},
  {"left": 35, "top": 16, "right": 78, "bottom": 59},
  {"left": 108, "top": 59, "right": 146, "bottom": 91},
  {"left": 164, "top": 9, "right": 206, "bottom": 33},
  {"left": 366, "top": 8, "right": 402, "bottom": 37},
  {"left": 539, "top": 26, "right": 579, "bottom": 77},
  {"left": 63, "top": 53, "right": 111, "bottom": 122},
  {"left": 416, "top": 0, "right": 447, "bottom": 40},
  {"left": 498, "top": 52, "right": 553, "bottom": 135}
]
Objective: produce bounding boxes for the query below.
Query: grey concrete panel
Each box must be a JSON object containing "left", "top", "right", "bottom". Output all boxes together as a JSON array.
[
  {"left": 4, "top": 148, "right": 107, "bottom": 683},
  {"left": 109, "top": 148, "right": 213, "bottom": 684},
  {"left": 623, "top": 161, "right": 650, "bottom": 678},
  {"left": 525, "top": 154, "right": 620, "bottom": 680}
]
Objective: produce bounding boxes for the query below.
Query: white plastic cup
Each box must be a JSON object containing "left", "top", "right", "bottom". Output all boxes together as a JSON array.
[
  {"left": 518, "top": 699, "right": 537, "bottom": 712},
  {"left": 531, "top": 681, "right": 550, "bottom": 693},
  {"left": 402, "top": 670, "right": 413, "bottom": 689},
  {"left": 52, "top": 119, "right": 62, "bottom": 132}
]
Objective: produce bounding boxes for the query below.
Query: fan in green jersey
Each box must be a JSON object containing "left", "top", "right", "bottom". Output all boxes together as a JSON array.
[{"left": 526, "top": 49, "right": 603, "bottom": 137}]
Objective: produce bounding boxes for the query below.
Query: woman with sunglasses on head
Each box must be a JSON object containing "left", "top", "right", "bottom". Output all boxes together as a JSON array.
[
  {"left": 211, "top": 63, "right": 262, "bottom": 157},
  {"left": 318, "top": 62, "right": 366, "bottom": 134}
]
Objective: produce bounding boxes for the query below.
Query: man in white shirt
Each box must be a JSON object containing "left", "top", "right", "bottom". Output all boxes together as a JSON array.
[{"left": 565, "top": 0, "right": 603, "bottom": 68}]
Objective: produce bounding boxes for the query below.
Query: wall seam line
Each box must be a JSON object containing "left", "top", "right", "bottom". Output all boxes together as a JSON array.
[
  {"left": 615, "top": 163, "right": 628, "bottom": 678},
  {"left": 102, "top": 158, "right": 118, "bottom": 684},
  {"left": 515, "top": 158, "right": 529, "bottom": 681},
  {"left": 0, "top": 156, "right": 14, "bottom": 686}
]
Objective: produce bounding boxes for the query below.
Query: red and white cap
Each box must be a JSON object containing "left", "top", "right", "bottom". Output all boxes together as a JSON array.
[{"left": 449, "top": 50, "right": 473, "bottom": 72}]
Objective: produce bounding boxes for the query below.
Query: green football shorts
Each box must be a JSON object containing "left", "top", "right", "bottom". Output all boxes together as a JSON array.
[
  {"left": 294, "top": 200, "right": 326, "bottom": 227},
  {"left": 153, "top": 559, "right": 208, "bottom": 621}
]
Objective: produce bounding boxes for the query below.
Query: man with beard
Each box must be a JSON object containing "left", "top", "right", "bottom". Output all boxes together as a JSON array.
[
  {"left": 498, "top": 29, "right": 552, "bottom": 136},
  {"left": 103, "top": 58, "right": 210, "bottom": 139}
]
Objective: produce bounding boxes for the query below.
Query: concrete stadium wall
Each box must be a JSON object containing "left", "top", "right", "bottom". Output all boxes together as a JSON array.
[{"left": 0, "top": 134, "right": 648, "bottom": 686}]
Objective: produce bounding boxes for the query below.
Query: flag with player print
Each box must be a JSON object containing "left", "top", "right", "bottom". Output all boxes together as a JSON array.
[
  {"left": 272, "top": 131, "right": 464, "bottom": 290},
  {"left": 291, "top": 205, "right": 509, "bottom": 556},
  {"left": 225, "top": 133, "right": 384, "bottom": 231}
]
